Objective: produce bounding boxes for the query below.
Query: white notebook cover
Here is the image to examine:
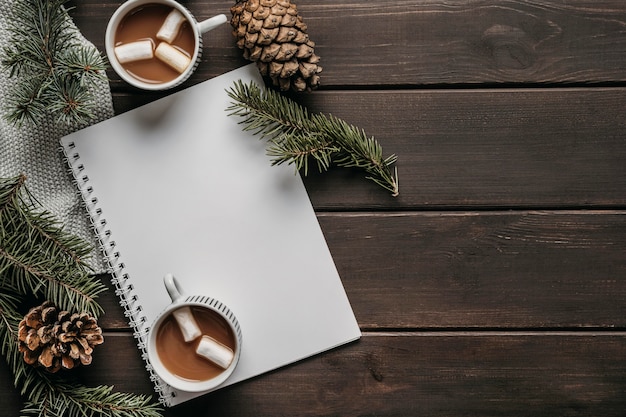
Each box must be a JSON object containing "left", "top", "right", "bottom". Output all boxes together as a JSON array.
[{"left": 60, "top": 64, "right": 361, "bottom": 406}]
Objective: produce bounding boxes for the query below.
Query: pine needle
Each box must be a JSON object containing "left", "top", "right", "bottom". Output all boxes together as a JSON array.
[{"left": 226, "top": 80, "right": 399, "bottom": 196}]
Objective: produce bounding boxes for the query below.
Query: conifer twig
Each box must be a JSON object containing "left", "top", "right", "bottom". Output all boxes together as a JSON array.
[
  {"left": 0, "top": 174, "right": 105, "bottom": 316},
  {"left": 2, "top": 0, "right": 108, "bottom": 127},
  {"left": 226, "top": 81, "right": 399, "bottom": 196},
  {"left": 0, "top": 174, "right": 163, "bottom": 417}
]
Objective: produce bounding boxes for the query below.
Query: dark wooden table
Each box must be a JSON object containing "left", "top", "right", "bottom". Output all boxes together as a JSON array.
[{"left": 2, "top": 1, "right": 626, "bottom": 415}]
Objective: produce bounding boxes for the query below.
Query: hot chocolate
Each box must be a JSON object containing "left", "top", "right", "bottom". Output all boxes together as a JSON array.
[
  {"left": 114, "top": 3, "right": 195, "bottom": 84},
  {"left": 155, "top": 306, "right": 237, "bottom": 381}
]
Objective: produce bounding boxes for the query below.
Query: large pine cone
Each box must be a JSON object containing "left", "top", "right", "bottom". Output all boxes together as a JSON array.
[
  {"left": 230, "top": 0, "right": 322, "bottom": 92},
  {"left": 17, "top": 301, "right": 104, "bottom": 372}
]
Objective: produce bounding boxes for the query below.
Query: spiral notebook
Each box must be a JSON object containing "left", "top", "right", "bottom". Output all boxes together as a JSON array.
[{"left": 60, "top": 64, "right": 361, "bottom": 407}]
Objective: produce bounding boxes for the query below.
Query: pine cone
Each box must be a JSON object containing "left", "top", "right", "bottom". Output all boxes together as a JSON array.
[
  {"left": 17, "top": 301, "right": 104, "bottom": 373},
  {"left": 230, "top": 0, "right": 322, "bottom": 92}
]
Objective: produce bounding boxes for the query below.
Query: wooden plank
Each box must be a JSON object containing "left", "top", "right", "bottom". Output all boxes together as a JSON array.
[
  {"left": 110, "top": 88, "right": 626, "bottom": 209},
  {"left": 298, "top": 88, "right": 626, "bottom": 208},
  {"left": 96, "top": 211, "right": 626, "bottom": 331},
  {"left": 22, "top": 332, "right": 623, "bottom": 416},
  {"left": 319, "top": 211, "right": 626, "bottom": 329},
  {"left": 0, "top": 359, "right": 21, "bottom": 416},
  {"left": 305, "top": 0, "right": 626, "bottom": 86},
  {"left": 4, "top": 332, "right": 625, "bottom": 415},
  {"left": 69, "top": 0, "right": 626, "bottom": 88}
]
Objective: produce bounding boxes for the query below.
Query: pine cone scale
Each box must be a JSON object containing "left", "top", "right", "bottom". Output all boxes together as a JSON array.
[
  {"left": 245, "top": 0, "right": 260, "bottom": 11},
  {"left": 23, "top": 349, "right": 39, "bottom": 365},
  {"left": 61, "top": 355, "right": 75, "bottom": 370},
  {"left": 276, "top": 27, "right": 295, "bottom": 43},
  {"left": 270, "top": 5, "right": 287, "bottom": 16},
  {"left": 253, "top": 7, "right": 270, "bottom": 19},
  {"left": 280, "top": 14, "right": 296, "bottom": 27},
  {"left": 25, "top": 311, "right": 42, "bottom": 328},
  {"left": 26, "top": 331, "right": 40, "bottom": 351},
  {"left": 69, "top": 344, "right": 81, "bottom": 359},
  {"left": 39, "top": 346, "right": 55, "bottom": 369}
]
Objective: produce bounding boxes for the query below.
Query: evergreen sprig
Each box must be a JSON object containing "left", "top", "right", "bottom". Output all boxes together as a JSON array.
[
  {"left": 0, "top": 174, "right": 163, "bottom": 417},
  {"left": 2, "top": 0, "right": 108, "bottom": 127},
  {"left": 226, "top": 81, "right": 400, "bottom": 196},
  {"left": 0, "top": 174, "right": 105, "bottom": 315}
]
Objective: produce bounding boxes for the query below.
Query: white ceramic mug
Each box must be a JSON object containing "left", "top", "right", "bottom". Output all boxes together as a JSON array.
[
  {"left": 147, "top": 273, "right": 242, "bottom": 392},
  {"left": 105, "top": 0, "right": 227, "bottom": 90}
]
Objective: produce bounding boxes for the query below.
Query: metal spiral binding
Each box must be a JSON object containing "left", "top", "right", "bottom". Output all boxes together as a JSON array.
[
  {"left": 115, "top": 283, "right": 134, "bottom": 297},
  {"left": 59, "top": 141, "right": 174, "bottom": 406},
  {"left": 136, "top": 326, "right": 151, "bottom": 342}
]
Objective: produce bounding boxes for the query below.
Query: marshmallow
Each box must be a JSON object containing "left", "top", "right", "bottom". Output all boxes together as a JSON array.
[
  {"left": 195, "top": 335, "right": 235, "bottom": 369},
  {"left": 114, "top": 39, "right": 154, "bottom": 64},
  {"left": 156, "top": 9, "right": 187, "bottom": 43},
  {"left": 172, "top": 306, "right": 202, "bottom": 342},
  {"left": 155, "top": 42, "right": 191, "bottom": 74}
]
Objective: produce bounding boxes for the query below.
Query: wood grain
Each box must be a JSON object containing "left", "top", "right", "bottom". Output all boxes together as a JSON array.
[
  {"left": 320, "top": 211, "right": 626, "bottom": 329},
  {"left": 66, "top": 333, "right": 626, "bottom": 416},
  {"left": 299, "top": 87, "right": 626, "bottom": 208},
  {"left": 69, "top": 0, "right": 626, "bottom": 89},
  {"left": 3, "top": 332, "right": 625, "bottom": 415},
  {"left": 0, "top": 359, "right": 21, "bottom": 417}
]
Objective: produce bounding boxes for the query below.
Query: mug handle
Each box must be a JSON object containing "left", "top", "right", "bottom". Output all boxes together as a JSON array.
[
  {"left": 198, "top": 14, "right": 228, "bottom": 34},
  {"left": 164, "top": 273, "right": 185, "bottom": 302}
]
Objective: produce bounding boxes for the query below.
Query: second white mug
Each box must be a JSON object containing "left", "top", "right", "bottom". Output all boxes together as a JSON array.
[{"left": 147, "top": 273, "right": 243, "bottom": 392}]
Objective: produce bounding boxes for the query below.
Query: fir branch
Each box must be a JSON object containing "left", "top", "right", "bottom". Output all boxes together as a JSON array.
[
  {"left": 0, "top": 175, "right": 164, "bottom": 417},
  {"left": 2, "top": 0, "right": 108, "bottom": 127},
  {"left": 21, "top": 384, "right": 163, "bottom": 417},
  {"left": 0, "top": 175, "right": 105, "bottom": 316},
  {"left": 226, "top": 80, "right": 399, "bottom": 196}
]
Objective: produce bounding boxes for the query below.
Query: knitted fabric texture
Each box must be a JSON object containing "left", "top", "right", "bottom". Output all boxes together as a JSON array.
[{"left": 0, "top": 2, "right": 113, "bottom": 272}]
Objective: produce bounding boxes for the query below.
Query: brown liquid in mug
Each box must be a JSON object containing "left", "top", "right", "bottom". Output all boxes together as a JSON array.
[
  {"left": 115, "top": 4, "right": 195, "bottom": 84},
  {"left": 156, "top": 306, "right": 236, "bottom": 381}
]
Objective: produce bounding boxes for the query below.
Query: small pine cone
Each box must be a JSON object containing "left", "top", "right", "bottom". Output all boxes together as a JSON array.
[
  {"left": 230, "top": 0, "right": 322, "bottom": 92},
  {"left": 17, "top": 301, "right": 104, "bottom": 373}
]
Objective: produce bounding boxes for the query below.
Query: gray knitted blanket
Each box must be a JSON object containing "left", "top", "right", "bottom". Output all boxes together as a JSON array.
[{"left": 0, "top": 2, "right": 113, "bottom": 272}]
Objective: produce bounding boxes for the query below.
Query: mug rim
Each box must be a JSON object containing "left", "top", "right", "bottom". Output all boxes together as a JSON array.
[
  {"left": 105, "top": 0, "right": 202, "bottom": 91},
  {"left": 147, "top": 296, "right": 242, "bottom": 392}
]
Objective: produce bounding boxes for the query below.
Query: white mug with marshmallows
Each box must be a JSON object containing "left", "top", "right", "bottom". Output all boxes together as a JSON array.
[
  {"left": 105, "top": 0, "right": 227, "bottom": 90},
  {"left": 147, "top": 273, "right": 243, "bottom": 392}
]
